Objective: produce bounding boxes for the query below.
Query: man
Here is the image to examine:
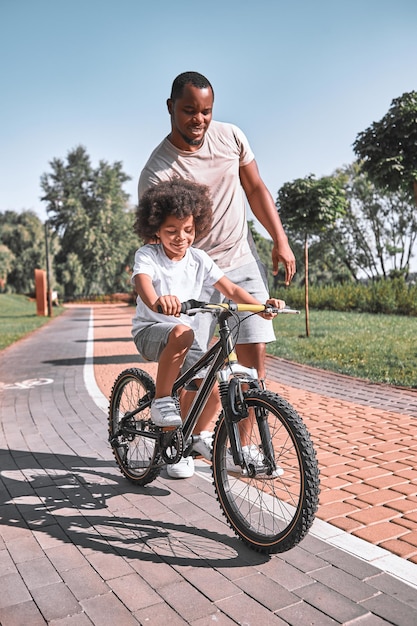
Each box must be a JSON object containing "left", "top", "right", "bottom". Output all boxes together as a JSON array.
[{"left": 138, "top": 71, "right": 296, "bottom": 476}]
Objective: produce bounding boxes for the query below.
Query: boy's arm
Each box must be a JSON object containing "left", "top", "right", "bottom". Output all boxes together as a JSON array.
[
  {"left": 134, "top": 274, "right": 182, "bottom": 316},
  {"left": 214, "top": 276, "right": 285, "bottom": 318}
]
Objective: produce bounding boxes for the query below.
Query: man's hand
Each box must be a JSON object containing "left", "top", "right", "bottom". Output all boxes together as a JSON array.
[{"left": 272, "top": 243, "right": 296, "bottom": 286}]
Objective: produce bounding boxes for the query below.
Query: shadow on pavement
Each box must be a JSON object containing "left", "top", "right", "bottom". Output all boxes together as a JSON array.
[{"left": 0, "top": 448, "right": 269, "bottom": 569}]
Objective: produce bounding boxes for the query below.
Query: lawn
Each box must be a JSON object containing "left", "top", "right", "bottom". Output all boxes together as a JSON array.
[
  {"left": 0, "top": 293, "right": 63, "bottom": 351},
  {"left": 270, "top": 309, "right": 417, "bottom": 388}
]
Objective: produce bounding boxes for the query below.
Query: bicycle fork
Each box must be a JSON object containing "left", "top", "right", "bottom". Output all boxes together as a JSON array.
[{"left": 217, "top": 367, "right": 277, "bottom": 477}]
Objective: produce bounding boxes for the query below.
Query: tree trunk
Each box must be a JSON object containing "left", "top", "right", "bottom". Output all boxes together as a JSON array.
[{"left": 304, "top": 233, "right": 310, "bottom": 338}]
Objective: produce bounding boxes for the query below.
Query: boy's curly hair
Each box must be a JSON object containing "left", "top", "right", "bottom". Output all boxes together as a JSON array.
[{"left": 135, "top": 178, "right": 212, "bottom": 242}]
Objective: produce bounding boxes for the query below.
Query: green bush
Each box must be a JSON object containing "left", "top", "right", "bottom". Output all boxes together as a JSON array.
[{"left": 274, "top": 277, "right": 417, "bottom": 316}]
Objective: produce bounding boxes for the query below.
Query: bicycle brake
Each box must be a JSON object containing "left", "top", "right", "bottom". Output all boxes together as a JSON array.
[{"left": 228, "top": 378, "right": 249, "bottom": 422}]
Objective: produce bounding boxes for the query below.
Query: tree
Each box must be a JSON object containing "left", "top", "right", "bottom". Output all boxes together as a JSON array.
[
  {"left": 40, "top": 146, "right": 137, "bottom": 297},
  {"left": 335, "top": 163, "right": 417, "bottom": 280},
  {"left": 0, "top": 210, "right": 46, "bottom": 293},
  {"left": 353, "top": 91, "right": 417, "bottom": 206},
  {"left": 276, "top": 175, "right": 347, "bottom": 336},
  {"left": 0, "top": 244, "right": 15, "bottom": 290}
]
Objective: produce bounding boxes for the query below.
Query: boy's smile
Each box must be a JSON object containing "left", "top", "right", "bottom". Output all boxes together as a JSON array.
[{"left": 156, "top": 214, "right": 195, "bottom": 261}]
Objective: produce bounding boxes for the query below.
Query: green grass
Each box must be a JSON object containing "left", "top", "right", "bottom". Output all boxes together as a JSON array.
[
  {"left": 0, "top": 293, "right": 64, "bottom": 351},
  {"left": 270, "top": 309, "right": 417, "bottom": 389}
]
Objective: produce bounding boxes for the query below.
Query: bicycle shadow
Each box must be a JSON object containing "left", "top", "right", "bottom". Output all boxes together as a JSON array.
[{"left": 0, "top": 448, "right": 269, "bottom": 568}]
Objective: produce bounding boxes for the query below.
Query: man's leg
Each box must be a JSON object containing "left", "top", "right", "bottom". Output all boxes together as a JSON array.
[{"left": 235, "top": 342, "right": 266, "bottom": 379}]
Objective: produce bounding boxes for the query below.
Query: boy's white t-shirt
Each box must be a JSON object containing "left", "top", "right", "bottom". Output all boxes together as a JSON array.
[{"left": 131, "top": 243, "right": 224, "bottom": 338}]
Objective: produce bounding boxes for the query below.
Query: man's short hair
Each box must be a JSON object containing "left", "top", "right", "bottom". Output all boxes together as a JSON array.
[{"left": 170, "top": 71, "right": 214, "bottom": 101}]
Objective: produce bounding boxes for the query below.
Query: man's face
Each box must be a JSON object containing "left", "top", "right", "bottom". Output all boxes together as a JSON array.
[{"left": 167, "top": 84, "right": 213, "bottom": 151}]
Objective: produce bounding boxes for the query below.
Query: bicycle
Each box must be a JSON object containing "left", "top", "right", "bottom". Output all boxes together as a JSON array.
[{"left": 108, "top": 301, "right": 320, "bottom": 554}]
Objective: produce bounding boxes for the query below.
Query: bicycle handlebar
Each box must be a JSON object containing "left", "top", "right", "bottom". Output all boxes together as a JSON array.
[{"left": 179, "top": 300, "right": 300, "bottom": 315}]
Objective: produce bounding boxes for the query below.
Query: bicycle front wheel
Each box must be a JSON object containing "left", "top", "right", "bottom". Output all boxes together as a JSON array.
[
  {"left": 212, "top": 389, "right": 320, "bottom": 554},
  {"left": 108, "top": 368, "right": 160, "bottom": 486}
]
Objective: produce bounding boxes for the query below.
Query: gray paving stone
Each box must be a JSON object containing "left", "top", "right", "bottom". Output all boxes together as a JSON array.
[
  {"left": 181, "top": 566, "right": 241, "bottom": 602},
  {"left": 216, "top": 591, "right": 287, "bottom": 625},
  {"left": 86, "top": 550, "right": 134, "bottom": 580},
  {"left": 30, "top": 582, "right": 81, "bottom": 622},
  {"left": 158, "top": 579, "right": 218, "bottom": 622},
  {"left": 0, "top": 548, "right": 17, "bottom": 577},
  {"left": 234, "top": 572, "right": 299, "bottom": 611},
  {"left": 134, "top": 601, "right": 189, "bottom": 625},
  {"left": 255, "top": 556, "right": 313, "bottom": 591},
  {"left": 107, "top": 572, "right": 161, "bottom": 612},
  {"left": 6, "top": 535, "right": 44, "bottom": 564},
  {"left": 0, "top": 600, "right": 47, "bottom": 625},
  {"left": 60, "top": 565, "right": 110, "bottom": 600},
  {"left": 293, "top": 580, "right": 369, "bottom": 622},
  {"left": 45, "top": 543, "right": 88, "bottom": 572},
  {"left": 361, "top": 593, "right": 417, "bottom": 626},
  {"left": 0, "top": 571, "right": 32, "bottom": 608},
  {"left": 49, "top": 613, "right": 94, "bottom": 625},
  {"left": 277, "top": 599, "right": 339, "bottom": 625},
  {"left": 17, "top": 556, "right": 62, "bottom": 589},
  {"left": 81, "top": 591, "right": 139, "bottom": 626},
  {"left": 312, "top": 564, "right": 380, "bottom": 602},
  {"left": 365, "top": 572, "right": 417, "bottom": 608},
  {"left": 191, "top": 612, "right": 237, "bottom": 626}
]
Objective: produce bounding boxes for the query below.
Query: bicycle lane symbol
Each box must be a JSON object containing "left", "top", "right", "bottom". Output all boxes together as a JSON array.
[{"left": 0, "top": 378, "right": 54, "bottom": 391}]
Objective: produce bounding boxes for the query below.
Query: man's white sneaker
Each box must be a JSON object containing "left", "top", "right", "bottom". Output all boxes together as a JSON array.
[
  {"left": 192, "top": 431, "right": 213, "bottom": 461},
  {"left": 225, "top": 445, "right": 284, "bottom": 476},
  {"left": 166, "top": 455, "right": 195, "bottom": 478},
  {"left": 151, "top": 397, "right": 182, "bottom": 427}
]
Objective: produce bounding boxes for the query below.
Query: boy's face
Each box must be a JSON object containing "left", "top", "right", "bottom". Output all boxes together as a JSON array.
[{"left": 156, "top": 214, "right": 195, "bottom": 261}]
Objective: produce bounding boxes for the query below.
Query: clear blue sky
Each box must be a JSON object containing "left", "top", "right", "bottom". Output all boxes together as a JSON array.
[{"left": 1, "top": 0, "right": 417, "bottom": 227}]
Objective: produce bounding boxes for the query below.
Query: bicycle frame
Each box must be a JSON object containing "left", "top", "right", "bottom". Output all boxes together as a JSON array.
[
  {"left": 116, "top": 303, "right": 298, "bottom": 464},
  {"left": 173, "top": 308, "right": 260, "bottom": 443}
]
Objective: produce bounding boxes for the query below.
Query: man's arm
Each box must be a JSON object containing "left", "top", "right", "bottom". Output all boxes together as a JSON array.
[{"left": 239, "top": 160, "right": 296, "bottom": 285}]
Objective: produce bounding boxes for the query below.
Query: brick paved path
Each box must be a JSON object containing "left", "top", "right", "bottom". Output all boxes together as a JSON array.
[
  {"left": 93, "top": 304, "right": 417, "bottom": 564},
  {"left": 0, "top": 304, "right": 417, "bottom": 625}
]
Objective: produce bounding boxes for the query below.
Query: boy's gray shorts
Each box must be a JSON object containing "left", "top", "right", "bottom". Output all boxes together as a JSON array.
[{"left": 134, "top": 322, "right": 206, "bottom": 374}]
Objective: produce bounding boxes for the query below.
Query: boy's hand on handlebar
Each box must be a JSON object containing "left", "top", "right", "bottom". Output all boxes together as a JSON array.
[
  {"left": 261, "top": 298, "right": 286, "bottom": 319},
  {"left": 154, "top": 295, "right": 182, "bottom": 317}
]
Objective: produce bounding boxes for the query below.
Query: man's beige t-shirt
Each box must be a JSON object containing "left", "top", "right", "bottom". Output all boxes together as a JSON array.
[{"left": 138, "top": 120, "right": 255, "bottom": 273}]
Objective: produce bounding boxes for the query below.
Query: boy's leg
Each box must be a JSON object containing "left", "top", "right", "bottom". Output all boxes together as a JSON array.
[
  {"left": 155, "top": 324, "right": 194, "bottom": 398},
  {"left": 134, "top": 322, "right": 193, "bottom": 427}
]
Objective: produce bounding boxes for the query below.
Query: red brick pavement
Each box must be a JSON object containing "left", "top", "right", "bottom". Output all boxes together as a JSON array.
[{"left": 91, "top": 304, "right": 417, "bottom": 564}]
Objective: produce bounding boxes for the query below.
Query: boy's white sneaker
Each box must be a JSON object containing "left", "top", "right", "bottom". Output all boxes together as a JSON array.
[
  {"left": 166, "top": 455, "right": 195, "bottom": 478},
  {"left": 151, "top": 397, "right": 182, "bottom": 427},
  {"left": 192, "top": 431, "right": 213, "bottom": 460}
]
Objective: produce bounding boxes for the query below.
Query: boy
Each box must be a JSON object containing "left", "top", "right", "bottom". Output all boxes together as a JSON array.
[{"left": 132, "top": 179, "right": 285, "bottom": 474}]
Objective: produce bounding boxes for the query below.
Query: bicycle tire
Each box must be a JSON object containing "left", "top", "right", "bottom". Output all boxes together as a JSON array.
[
  {"left": 212, "top": 388, "right": 320, "bottom": 554},
  {"left": 108, "top": 368, "right": 160, "bottom": 486}
]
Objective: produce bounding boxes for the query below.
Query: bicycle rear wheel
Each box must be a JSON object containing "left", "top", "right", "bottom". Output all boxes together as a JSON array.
[
  {"left": 108, "top": 368, "right": 160, "bottom": 486},
  {"left": 212, "top": 388, "right": 319, "bottom": 553}
]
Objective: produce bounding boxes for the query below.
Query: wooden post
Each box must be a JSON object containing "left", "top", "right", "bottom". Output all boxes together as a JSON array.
[
  {"left": 304, "top": 233, "right": 310, "bottom": 338},
  {"left": 35, "top": 269, "right": 47, "bottom": 316}
]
